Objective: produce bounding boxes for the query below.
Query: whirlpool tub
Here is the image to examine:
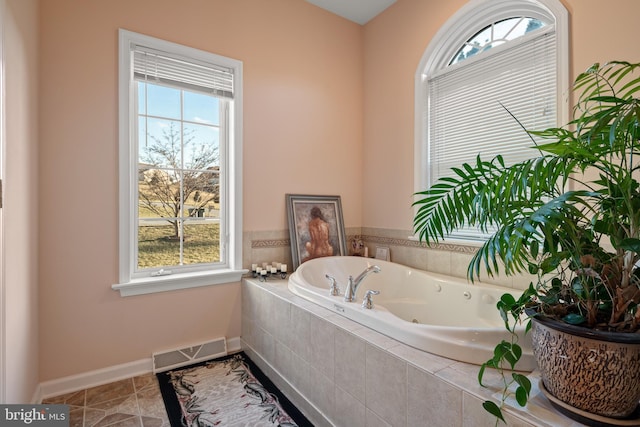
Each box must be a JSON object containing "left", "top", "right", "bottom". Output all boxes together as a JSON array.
[{"left": 288, "top": 256, "right": 534, "bottom": 370}]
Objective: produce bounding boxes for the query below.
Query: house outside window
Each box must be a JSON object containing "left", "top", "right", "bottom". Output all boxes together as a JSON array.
[
  {"left": 115, "top": 30, "right": 245, "bottom": 296},
  {"left": 414, "top": 0, "right": 569, "bottom": 241}
]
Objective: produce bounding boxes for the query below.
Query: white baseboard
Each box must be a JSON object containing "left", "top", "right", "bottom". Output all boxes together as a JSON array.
[
  {"left": 38, "top": 358, "right": 152, "bottom": 402},
  {"left": 36, "top": 336, "right": 242, "bottom": 402}
]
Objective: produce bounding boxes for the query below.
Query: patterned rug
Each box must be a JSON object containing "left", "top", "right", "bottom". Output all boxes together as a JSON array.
[{"left": 157, "top": 352, "right": 313, "bottom": 427}]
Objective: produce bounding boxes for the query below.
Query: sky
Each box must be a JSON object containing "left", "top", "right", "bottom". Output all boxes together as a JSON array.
[{"left": 137, "top": 82, "right": 221, "bottom": 170}]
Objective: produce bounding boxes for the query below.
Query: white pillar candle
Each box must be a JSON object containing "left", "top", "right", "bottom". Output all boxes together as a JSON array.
[
  {"left": 251, "top": 264, "right": 257, "bottom": 271},
  {"left": 281, "top": 264, "right": 287, "bottom": 273}
]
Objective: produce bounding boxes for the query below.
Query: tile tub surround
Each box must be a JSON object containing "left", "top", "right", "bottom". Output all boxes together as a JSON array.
[{"left": 241, "top": 278, "right": 590, "bottom": 427}]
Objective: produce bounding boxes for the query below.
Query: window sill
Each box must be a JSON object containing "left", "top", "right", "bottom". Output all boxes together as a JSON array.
[{"left": 112, "top": 268, "right": 248, "bottom": 297}]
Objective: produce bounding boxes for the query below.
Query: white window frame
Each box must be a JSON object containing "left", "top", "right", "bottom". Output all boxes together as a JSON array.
[
  {"left": 413, "top": 0, "right": 569, "bottom": 244},
  {"left": 114, "top": 29, "right": 246, "bottom": 296}
]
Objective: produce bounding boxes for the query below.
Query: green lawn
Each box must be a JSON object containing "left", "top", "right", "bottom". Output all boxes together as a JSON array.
[{"left": 137, "top": 222, "right": 220, "bottom": 268}]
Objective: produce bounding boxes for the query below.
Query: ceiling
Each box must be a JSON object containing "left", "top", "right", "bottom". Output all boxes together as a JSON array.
[{"left": 304, "top": 0, "right": 397, "bottom": 25}]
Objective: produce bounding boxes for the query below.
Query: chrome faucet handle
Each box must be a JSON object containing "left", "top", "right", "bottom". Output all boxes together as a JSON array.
[
  {"left": 362, "top": 290, "right": 380, "bottom": 309},
  {"left": 326, "top": 274, "right": 340, "bottom": 296}
]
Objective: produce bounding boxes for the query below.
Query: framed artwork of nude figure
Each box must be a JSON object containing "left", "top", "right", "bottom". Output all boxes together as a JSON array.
[{"left": 286, "top": 194, "right": 347, "bottom": 269}]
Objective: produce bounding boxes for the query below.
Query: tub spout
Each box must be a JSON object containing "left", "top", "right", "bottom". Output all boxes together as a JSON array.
[{"left": 344, "top": 265, "right": 380, "bottom": 302}]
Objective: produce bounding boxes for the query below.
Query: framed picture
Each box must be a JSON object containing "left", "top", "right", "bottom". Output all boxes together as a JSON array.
[
  {"left": 375, "top": 246, "right": 390, "bottom": 261},
  {"left": 286, "top": 194, "right": 347, "bottom": 269}
]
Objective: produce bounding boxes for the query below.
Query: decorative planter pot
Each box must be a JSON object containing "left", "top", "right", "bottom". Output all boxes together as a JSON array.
[{"left": 530, "top": 314, "right": 640, "bottom": 422}]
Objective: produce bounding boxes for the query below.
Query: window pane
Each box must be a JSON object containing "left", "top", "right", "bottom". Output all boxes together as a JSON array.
[
  {"left": 493, "top": 17, "right": 521, "bottom": 40},
  {"left": 183, "top": 221, "right": 221, "bottom": 264},
  {"left": 146, "top": 83, "right": 181, "bottom": 119},
  {"left": 451, "top": 17, "right": 548, "bottom": 65},
  {"left": 523, "top": 18, "right": 544, "bottom": 34},
  {"left": 139, "top": 118, "right": 182, "bottom": 169},
  {"left": 137, "top": 221, "right": 182, "bottom": 268},
  {"left": 184, "top": 91, "right": 219, "bottom": 125},
  {"left": 470, "top": 26, "right": 492, "bottom": 48},
  {"left": 183, "top": 123, "right": 219, "bottom": 170},
  {"left": 184, "top": 171, "right": 220, "bottom": 218},
  {"left": 138, "top": 173, "right": 181, "bottom": 220}
]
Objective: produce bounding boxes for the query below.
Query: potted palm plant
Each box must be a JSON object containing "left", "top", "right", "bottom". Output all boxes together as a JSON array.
[{"left": 413, "top": 61, "right": 640, "bottom": 425}]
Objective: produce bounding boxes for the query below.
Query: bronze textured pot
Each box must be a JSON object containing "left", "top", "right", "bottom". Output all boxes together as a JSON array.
[{"left": 530, "top": 313, "right": 640, "bottom": 421}]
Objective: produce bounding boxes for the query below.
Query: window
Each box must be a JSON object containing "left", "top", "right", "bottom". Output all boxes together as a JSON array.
[
  {"left": 414, "top": 0, "right": 569, "bottom": 241},
  {"left": 114, "top": 30, "right": 245, "bottom": 296},
  {"left": 450, "top": 17, "right": 545, "bottom": 65}
]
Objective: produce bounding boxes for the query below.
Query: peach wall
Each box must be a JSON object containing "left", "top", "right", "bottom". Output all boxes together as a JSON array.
[
  {"left": 4, "top": 0, "right": 39, "bottom": 403},
  {"left": 37, "top": 0, "right": 362, "bottom": 380},
  {"left": 362, "top": 0, "right": 640, "bottom": 231},
  {"left": 362, "top": 0, "right": 461, "bottom": 231}
]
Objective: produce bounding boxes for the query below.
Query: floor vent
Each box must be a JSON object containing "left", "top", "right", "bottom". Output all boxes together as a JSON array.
[{"left": 152, "top": 337, "right": 227, "bottom": 373}]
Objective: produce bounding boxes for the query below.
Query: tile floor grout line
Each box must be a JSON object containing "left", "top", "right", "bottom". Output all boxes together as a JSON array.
[{"left": 45, "top": 373, "right": 174, "bottom": 427}]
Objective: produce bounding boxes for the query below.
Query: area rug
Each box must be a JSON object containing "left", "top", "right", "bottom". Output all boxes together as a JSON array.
[{"left": 157, "top": 352, "right": 313, "bottom": 427}]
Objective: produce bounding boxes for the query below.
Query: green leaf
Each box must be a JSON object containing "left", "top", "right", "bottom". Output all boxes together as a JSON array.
[
  {"left": 540, "top": 256, "right": 561, "bottom": 274},
  {"left": 515, "top": 387, "right": 529, "bottom": 406},
  {"left": 482, "top": 401, "right": 506, "bottom": 423},
  {"left": 478, "top": 363, "right": 488, "bottom": 386},
  {"left": 525, "top": 318, "right": 532, "bottom": 334},
  {"left": 513, "top": 373, "right": 531, "bottom": 406},
  {"left": 500, "top": 293, "right": 517, "bottom": 307},
  {"left": 563, "top": 313, "right": 586, "bottom": 325},
  {"left": 493, "top": 341, "right": 510, "bottom": 360},
  {"left": 618, "top": 238, "right": 640, "bottom": 252},
  {"left": 513, "top": 373, "right": 532, "bottom": 407},
  {"left": 530, "top": 239, "right": 539, "bottom": 258},
  {"left": 513, "top": 373, "right": 532, "bottom": 393},
  {"left": 511, "top": 343, "right": 522, "bottom": 360},
  {"left": 502, "top": 343, "right": 521, "bottom": 369}
]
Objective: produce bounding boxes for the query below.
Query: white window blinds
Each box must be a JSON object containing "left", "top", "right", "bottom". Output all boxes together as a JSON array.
[
  {"left": 429, "top": 27, "right": 556, "bottom": 181},
  {"left": 427, "top": 26, "right": 557, "bottom": 240},
  {"left": 133, "top": 45, "right": 234, "bottom": 99}
]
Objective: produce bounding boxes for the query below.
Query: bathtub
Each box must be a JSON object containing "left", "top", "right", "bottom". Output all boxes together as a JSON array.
[{"left": 288, "top": 256, "right": 535, "bottom": 370}]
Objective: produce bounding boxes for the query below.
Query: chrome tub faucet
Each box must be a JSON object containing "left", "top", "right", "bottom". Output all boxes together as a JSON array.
[{"left": 344, "top": 265, "right": 381, "bottom": 302}]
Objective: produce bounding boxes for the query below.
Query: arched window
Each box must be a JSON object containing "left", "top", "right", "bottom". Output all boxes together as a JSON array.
[
  {"left": 450, "top": 17, "right": 546, "bottom": 64},
  {"left": 414, "top": 0, "right": 569, "bottom": 241}
]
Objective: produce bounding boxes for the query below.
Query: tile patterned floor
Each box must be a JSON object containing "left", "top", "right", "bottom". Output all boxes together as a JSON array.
[{"left": 42, "top": 373, "right": 170, "bottom": 427}]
